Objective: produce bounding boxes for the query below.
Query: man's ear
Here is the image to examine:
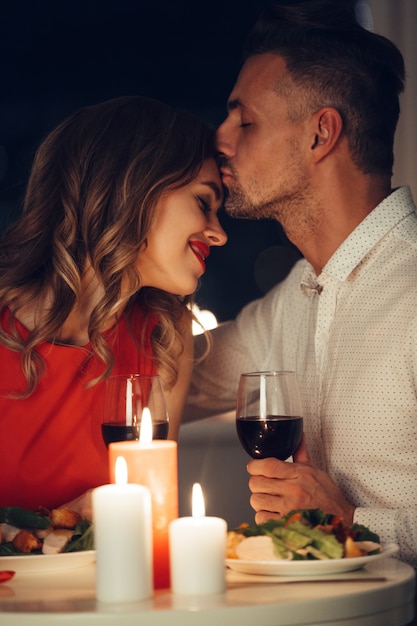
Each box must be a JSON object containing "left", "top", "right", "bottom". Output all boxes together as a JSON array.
[{"left": 310, "top": 107, "right": 343, "bottom": 162}]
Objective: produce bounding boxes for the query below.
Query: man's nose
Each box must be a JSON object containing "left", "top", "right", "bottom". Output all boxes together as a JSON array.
[{"left": 216, "top": 119, "right": 234, "bottom": 158}]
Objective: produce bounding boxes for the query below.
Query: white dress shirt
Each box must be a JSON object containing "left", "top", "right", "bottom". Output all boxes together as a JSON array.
[{"left": 187, "top": 186, "right": 417, "bottom": 567}]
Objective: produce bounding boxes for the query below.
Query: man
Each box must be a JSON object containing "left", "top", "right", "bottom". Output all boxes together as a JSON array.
[{"left": 186, "top": 1, "right": 417, "bottom": 569}]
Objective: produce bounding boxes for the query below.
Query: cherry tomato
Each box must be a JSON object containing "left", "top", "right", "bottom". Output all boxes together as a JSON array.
[{"left": 0, "top": 570, "right": 15, "bottom": 583}]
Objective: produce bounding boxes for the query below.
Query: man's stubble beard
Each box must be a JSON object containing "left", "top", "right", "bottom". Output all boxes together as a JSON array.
[{"left": 224, "top": 172, "right": 318, "bottom": 240}]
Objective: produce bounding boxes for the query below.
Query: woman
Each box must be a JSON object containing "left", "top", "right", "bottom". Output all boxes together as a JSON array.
[{"left": 0, "top": 96, "right": 227, "bottom": 514}]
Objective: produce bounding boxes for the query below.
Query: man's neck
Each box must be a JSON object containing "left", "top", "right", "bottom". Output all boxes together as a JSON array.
[{"left": 287, "top": 175, "right": 392, "bottom": 275}]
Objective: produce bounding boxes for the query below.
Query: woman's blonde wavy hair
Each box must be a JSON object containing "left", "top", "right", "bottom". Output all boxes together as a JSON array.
[{"left": 0, "top": 96, "right": 218, "bottom": 397}]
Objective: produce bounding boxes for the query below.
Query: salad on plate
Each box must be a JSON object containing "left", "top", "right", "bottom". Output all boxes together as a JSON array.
[
  {"left": 227, "top": 508, "right": 381, "bottom": 562},
  {"left": 0, "top": 506, "right": 93, "bottom": 556}
]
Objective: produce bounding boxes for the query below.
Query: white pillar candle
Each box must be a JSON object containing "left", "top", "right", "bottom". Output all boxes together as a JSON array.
[
  {"left": 169, "top": 483, "right": 227, "bottom": 595},
  {"left": 93, "top": 456, "right": 153, "bottom": 603}
]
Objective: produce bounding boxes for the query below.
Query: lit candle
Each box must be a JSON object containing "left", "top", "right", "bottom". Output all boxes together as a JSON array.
[
  {"left": 169, "top": 483, "right": 227, "bottom": 595},
  {"left": 92, "top": 456, "right": 152, "bottom": 603},
  {"left": 109, "top": 408, "right": 178, "bottom": 590}
]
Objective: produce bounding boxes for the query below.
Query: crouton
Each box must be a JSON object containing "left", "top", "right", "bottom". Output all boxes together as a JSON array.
[
  {"left": 12, "top": 530, "right": 42, "bottom": 553},
  {"left": 50, "top": 508, "right": 81, "bottom": 529},
  {"left": 226, "top": 531, "right": 246, "bottom": 559},
  {"left": 344, "top": 536, "right": 365, "bottom": 558}
]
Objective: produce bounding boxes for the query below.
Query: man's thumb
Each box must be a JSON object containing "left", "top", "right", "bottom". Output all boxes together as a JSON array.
[{"left": 293, "top": 433, "right": 311, "bottom": 465}]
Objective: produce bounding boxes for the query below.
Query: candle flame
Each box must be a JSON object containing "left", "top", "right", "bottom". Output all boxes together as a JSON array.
[
  {"left": 115, "top": 456, "right": 128, "bottom": 485},
  {"left": 139, "top": 407, "right": 153, "bottom": 444},
  {"left": 192, "top": 482, "right": 205, "bottom": 518}
]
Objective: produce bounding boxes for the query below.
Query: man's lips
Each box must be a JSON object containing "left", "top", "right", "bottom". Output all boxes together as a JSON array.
[
  {"left": 189, "top": 240, "right": 210, "bottom": 272},
  {"left": 220, "top": 167, "right": 233, "bottom": 179}
]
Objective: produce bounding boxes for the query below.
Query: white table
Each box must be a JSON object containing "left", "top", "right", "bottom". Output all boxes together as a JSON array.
[{"left": 0, "top": 557, "right": 415, "bottom": 625}]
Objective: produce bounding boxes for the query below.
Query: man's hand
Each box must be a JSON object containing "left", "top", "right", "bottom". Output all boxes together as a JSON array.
[{"left": 247, "top": 436, "right": 355, "bottom": 524}]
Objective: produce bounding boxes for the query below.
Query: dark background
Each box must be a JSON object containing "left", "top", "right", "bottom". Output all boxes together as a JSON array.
[{"left": 1, "top": 1, "right": 358, "bottom": 320}]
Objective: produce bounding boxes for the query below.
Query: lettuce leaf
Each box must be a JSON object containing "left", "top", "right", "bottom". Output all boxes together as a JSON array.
[
  {"left": 351, "top": 523, "right": 380, "bottom": 543},
  {"left": 0, "top": 542, "right": 35, "bottom": 556},
  {"left": 63, "top": 520, "right": 94, "bottom": 552},
  {"left": 0, "top": 507, "right": 50, "bottom": 530}
]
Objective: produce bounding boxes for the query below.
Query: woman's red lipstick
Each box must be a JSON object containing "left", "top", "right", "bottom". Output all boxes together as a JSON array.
[{"left": 189, "top": 240, "right": 210, "bottom": 272}]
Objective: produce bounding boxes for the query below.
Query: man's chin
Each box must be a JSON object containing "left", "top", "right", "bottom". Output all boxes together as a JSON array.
[{"left": 224, "top": 194, "right": 256, "bottom": 219}]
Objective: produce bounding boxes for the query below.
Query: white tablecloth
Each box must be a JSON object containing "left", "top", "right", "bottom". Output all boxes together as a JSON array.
[{"left": 0, "top": 557, "right": 415, "bottom": 626}]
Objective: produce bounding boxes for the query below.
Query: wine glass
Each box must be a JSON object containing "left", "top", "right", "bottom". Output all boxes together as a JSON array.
[
  {"left": 236, "top": 371, "right": 303, "bottom": 460},
  {"left": 101, "top": 374, "right": 169, "bottom": 447}
]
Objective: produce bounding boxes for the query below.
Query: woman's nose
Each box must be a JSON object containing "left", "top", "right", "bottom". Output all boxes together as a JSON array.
[{"left": 206, "top": 218, "right": 228, "bottom": 247}]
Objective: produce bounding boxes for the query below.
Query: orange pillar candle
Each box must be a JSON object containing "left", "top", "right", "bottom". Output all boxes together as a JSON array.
[{"left": 109, "top": 411, "right": 178, "bottom": 590}]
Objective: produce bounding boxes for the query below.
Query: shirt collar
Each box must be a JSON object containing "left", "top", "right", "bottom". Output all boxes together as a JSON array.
[{"left": 300, "top": 186, "right": 416, "bottom": 295}]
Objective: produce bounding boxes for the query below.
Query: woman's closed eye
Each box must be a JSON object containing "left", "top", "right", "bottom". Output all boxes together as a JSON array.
[{"left": 197, "top": 196, "right": 212, "bottom": 214}]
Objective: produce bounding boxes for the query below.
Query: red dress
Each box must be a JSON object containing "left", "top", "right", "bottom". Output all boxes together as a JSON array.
[{"left": 0, "top": 306, "right": 157, "bottom": 510}]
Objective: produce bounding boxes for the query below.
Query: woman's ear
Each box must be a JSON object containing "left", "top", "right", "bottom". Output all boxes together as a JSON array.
[{"left": 310, "top": 107, "right": 343, "bottom": 162}]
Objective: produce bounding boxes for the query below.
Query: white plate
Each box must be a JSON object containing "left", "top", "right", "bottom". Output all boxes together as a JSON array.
[
  {"left": 0, "top": 550, "right": 96, "bottom": 574},
  {"left": 226, "top": 543, "right": 399, "bottom": 576}
]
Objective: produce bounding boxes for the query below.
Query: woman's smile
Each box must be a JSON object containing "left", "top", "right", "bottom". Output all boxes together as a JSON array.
[{"left": 189, "top": 240, "right": 210, "bottom": 273}]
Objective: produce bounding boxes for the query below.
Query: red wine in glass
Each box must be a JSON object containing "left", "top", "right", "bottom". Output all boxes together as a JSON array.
[
  {"left": 102, "top": 374, "right": 169, "bottom": 447},
  {"left": 236, "top": 371, "right": 303, "bottom": 460},
  {"left": 101, "top": 421, "right": 169, "bottom": 448},
  {"left": 236, "top": 415, "right": 303, "bottom": 460}
]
